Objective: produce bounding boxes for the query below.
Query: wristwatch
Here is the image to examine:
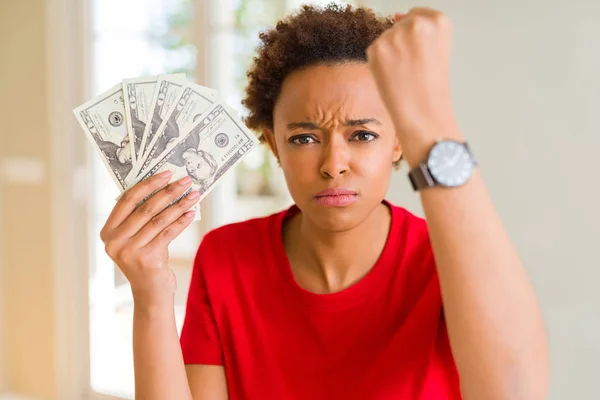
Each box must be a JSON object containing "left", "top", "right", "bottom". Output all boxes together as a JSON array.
[{"left": 408, "top": 139, "right": 477, "bottom": 191}]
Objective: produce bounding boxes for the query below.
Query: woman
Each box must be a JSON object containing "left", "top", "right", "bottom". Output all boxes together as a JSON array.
[{"left": 100, "top": 4, "right": 549, "bottom": 399}]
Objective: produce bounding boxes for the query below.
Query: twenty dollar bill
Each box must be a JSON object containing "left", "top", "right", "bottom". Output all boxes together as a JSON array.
[
  {"left": 73, "top": 83, "right": 133, "bottom": 192},
  {"left": 132, "top": 80, "right": 218, "bottom": 182},
  {"left": 138, "top": 102, "right": 258, "bottom": 201}
]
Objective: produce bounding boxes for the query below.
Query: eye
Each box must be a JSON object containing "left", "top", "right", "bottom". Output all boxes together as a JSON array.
[
  {"left": 289, "top": 134, "right": 317, "bottom": 146},
  {"left": 351, "top": 130, "right": 378, "bottom": 142}
]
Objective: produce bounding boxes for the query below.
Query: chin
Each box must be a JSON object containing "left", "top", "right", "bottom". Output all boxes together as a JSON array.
[{"left": 303, "top": 201, "right": 371, "bottom": 233}]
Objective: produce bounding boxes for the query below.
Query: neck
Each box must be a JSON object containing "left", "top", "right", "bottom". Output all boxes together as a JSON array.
[{"left": 284, "top": 202, "right": 392, "bottom": 294}]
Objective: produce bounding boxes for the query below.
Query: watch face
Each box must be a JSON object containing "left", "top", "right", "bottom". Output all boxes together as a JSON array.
[{"left": 427, "top": 140, "right": 475, "bottom": 187}]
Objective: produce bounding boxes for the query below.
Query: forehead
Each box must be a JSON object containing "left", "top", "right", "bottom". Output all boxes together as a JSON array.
[{"left": 273, "top": 63, "right": 386, "bottom": 123}]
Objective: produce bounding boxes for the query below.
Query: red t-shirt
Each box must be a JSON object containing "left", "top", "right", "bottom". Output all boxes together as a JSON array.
[{"left": 180, "top": 201, "right": 462, "bottom": 399}]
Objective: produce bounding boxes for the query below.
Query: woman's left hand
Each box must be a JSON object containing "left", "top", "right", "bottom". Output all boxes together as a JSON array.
[{"left": 366, "top": 8, "right": 456, "bottom": 147}]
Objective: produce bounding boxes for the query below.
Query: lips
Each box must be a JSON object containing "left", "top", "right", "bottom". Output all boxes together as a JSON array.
[
  {"left": 314, "top": 188, "right": 358, "bottom": 207},
  {"left": 315, "top": 188, "right": 357, "bottom": 197}
]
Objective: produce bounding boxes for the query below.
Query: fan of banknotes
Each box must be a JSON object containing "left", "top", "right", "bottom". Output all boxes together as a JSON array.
[{"left": 73, "top": 73, "right": 259, "bottom": 220}]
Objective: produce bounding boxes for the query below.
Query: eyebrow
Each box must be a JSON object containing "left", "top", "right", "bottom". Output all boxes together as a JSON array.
[{"left": 286, "top": 118, "right": 381, "bottom": 130}]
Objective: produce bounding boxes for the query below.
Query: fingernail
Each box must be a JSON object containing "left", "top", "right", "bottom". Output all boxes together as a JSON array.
[
  {"left": 178, "top": 176, "right": 192, "bottom": 185},
  {"left": 184, "top": 210, "right": 195, "bottom": 218},
  {"left": 158, "top": 170, "right": 172, "bottom": 179},
  {"left": 186, "top": 190, "right": 200, "bottom": 200}
]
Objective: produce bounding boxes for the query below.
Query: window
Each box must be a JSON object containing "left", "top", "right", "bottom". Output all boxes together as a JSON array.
[{"left": 89, "top": 0, "right": 199, "bottom": 397}]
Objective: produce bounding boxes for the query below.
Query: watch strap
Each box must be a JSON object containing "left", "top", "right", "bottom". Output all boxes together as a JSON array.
[{"left": 408, "top": 162, "right": 435, "bottom": 191}]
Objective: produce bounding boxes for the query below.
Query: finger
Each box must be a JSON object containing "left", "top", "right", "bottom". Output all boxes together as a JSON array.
[
  {"left": 104, "top": 170, "right": 173, "bottom": 232},
  {"left": 143, "top": 208, "right": 197, "bottom": 251},
  {"left": 394, "top": 13, "right": 407, "bottom": 22},
  {"left": 131, "top": 189, "right": 200, "bottom": 247},
  {"left": 114, "top": 176, "right": 195, "bottom": 240},
  {"left": 407, "top": 7, "right": 441, "bottom": 19},
  {"left": 393, "top": 8, "right": 446, "bottom": 34}
]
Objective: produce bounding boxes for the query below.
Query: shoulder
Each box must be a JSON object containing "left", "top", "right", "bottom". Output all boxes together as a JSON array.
[
  {"left": 204, "top": 210, "right": 281, "bottom": 244},
  {"left": 193, "top": 207, "right": 287, "bottom": 263},
  {"left": 386, "top": 201, "right": 435, "bottom": 267},
  {"left": 387, "top": 201, "right": 430, "bottom": 243},
  {"left": 189, "top": 208, "right": 290, "bottom": 297}
]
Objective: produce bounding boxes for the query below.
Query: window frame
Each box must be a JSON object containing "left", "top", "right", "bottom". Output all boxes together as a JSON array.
[{"left": 47, "top": 0, "right": 95, "bottom": 398}]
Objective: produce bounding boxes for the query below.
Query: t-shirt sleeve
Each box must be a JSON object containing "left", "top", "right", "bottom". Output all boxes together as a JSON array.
[{"left": 180, "top": 238, "right": 223, "bottom": 365}]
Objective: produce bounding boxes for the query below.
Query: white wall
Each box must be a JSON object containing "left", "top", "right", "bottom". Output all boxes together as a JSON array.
[{"left": 373, "top": 0, "right": 600, "bottom": 398}]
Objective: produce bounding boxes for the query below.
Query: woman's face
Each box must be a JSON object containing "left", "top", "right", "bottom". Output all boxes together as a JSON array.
[{"left": 266, "top": 63, "right": 402, "bottom": 232}]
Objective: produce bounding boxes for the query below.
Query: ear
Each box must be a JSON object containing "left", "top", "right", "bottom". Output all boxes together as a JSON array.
[
  {"left": 392, "top": 135, "right": 403, "bottom": 163},
  {"left": 262, "top": 127, "right": 280, "bottom": 162}
]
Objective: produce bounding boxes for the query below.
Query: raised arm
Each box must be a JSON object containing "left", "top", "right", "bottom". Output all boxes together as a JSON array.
[
  {"left": 367, "top": 8, "right": 549, "bottom": 400},
  {"left": 100, "top": 171, "right": 228, "bottom": 399}
]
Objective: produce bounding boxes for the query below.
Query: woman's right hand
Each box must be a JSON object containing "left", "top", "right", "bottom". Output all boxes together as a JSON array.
[{"left": 99, "top": 170, "right": 200, "bottom": 308}]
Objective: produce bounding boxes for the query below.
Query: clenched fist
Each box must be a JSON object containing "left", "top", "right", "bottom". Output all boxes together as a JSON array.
[{"left": 367, "top": 7, "right": 458, "bottom": 164}]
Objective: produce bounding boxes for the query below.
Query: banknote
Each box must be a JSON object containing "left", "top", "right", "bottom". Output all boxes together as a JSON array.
[
  {"left": 123, "top": 73, "right": 186, "bottom": 165},
  {"left": 137, "top": 101, "right": 259, "bottom": 202},
  {"left": 122, "top": 75, "right": 157, "bottom": 164},
  {"left": 137, "top": 76, "right": 214, "bottom": 166},
  {"left": 72, "top": 83, "right": 132, "bottom": 192},
  {"left": 131, "top": 81, "right": 218, "bottom": 182},
  {"left": 74, "top": 73, "right": 260, "bottom": 225}
]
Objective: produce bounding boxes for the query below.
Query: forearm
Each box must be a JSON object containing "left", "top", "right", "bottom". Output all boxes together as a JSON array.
[
  {"left": 365, "top": 7, "right": 548, "bottom": 397},
  {"left": 403, "top": 128, "right": 549, "bottom": 399},
  {"left": 133, "top": 300, "right": 193, "bottom": 400}
]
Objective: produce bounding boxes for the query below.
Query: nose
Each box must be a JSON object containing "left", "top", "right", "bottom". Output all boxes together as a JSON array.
[{"left": 319, "top": 135, "right": 349, "bottom": 179}]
